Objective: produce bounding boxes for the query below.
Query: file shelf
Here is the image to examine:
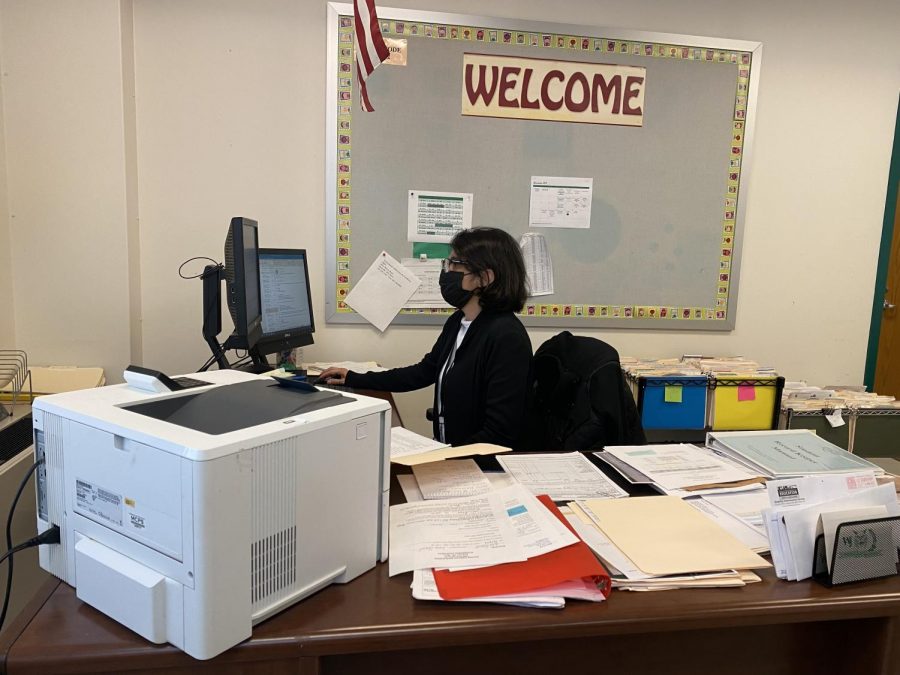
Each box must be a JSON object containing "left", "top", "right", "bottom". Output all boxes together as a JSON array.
[{"left": 780, "top": 407, "right": 900, "bottom": 458}]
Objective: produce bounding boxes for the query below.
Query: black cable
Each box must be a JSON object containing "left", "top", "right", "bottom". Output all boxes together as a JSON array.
[
  {"left": 1, "top": 458, "right": 43, "bottom": 631},
  {"left": 0, "top": 527, "right": 61, "bottom": 632},
  {"left": 178, "top": 257, "right": 221, "bottom": 280}
]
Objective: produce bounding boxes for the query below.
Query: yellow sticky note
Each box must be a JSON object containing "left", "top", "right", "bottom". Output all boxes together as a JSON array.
[{"left": 664, "top": 385, "right": 683, "bottom": 403}]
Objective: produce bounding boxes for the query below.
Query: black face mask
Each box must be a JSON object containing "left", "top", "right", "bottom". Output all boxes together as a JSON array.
[{"left": 439, "top": 270, "right": 475, "bottom": 308}]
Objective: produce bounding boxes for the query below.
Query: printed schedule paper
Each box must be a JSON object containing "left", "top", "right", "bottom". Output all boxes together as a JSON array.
[
  {"left": 497, "top": 452, "right": 628, "bottom": 501},
  {"left": 529, "top": 176, "right": 593, "bottom": 229},
  {"left": 407, "top": 190, "right": 473, "bottom": 243}
]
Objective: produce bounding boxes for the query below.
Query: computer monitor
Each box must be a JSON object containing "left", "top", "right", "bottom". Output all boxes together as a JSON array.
[
  {"left": 250, "top": 248, "right": 315, "bottom": 361},
  {"left": 222, "top": 217, "right": 263, "bottom": 352}
]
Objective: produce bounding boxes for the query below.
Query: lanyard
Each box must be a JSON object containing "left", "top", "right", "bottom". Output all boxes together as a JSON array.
[{"left": 436, "top": 324, "right": 466, "bottom": 442}]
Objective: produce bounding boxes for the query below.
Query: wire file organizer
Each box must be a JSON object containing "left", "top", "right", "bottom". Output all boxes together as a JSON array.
[
  {"left": 812, "top": 516, "right": 900, "bottom": 587},
  {"left": 0, "top": 350, "right": 33, "bottom": 419}
]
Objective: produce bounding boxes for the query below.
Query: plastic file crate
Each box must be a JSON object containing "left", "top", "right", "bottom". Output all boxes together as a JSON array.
[
  {"left": 635, "top": 376, "right": 709, "bottom": 430},
  {"left": 709, "top": 376, "right": 784, "bottom": 431}
]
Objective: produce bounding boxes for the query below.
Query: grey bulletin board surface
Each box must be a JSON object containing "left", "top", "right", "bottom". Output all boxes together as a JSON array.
[{"left": 325, "top": 5, "right": 762, "bottom": 329}]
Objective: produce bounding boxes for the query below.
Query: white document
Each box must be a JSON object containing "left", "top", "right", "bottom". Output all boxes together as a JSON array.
[
  {"left": 391, "top": 427, "right": 448, "bottom": 460},
  {"left": 592, "top": 451, "right": 654, "bottom": 484},
  {"left": 388, "top": 491, "right": 525, "bottom": 576},
  {"left": 498, "top": 484, "right": 578, "bottom": 557},
  {"left": 519, "top": 232, "right": 554, "bottom": 296},
  {"left": 497, "top": 452, "right": 628, "bottom": 501},
  {"left": 529, "top": 176, "right": 593, "bottom": 229},
  {"left": 344, "top": 252, "right": 421, "bottom": 332},
  {"left": 407, "top": 190, "right": 473, "bottom": 243},
  {"left": 603, "top": 444, "right": 761, "bottom": 492},
  {"left": 767, "top": 472, "right": 879, "bottom": 510},
  {"left": 765, "top": 471, "right": 880, "bottom": 580},
  {"left": 398, "top": 471, "right": 516, "bottom": 504},
  {"left": 411, "top": 568, "right": 565, "bottom": 608},
  {"left": 702, "top": 490, "right": 770, "bottom": 534},
  {"left": 686, "top": 497, "right": 770, "bottom": 553},
  {"left": 397, "top": 474, "right": 424, "bottom": 503},
  {"left": 412, "top": 459, "right": 493, "bottom": 499},
  {"left": 401, "top": 257, "right": 452, "bottom": 309}
]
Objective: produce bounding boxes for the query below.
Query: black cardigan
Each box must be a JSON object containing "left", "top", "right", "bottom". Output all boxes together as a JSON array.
[{"left": 345, "top": 310, "right": 532, "bottom": 448}]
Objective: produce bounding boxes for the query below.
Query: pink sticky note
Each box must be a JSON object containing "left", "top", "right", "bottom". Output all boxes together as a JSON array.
[{"left": 737, "top": 384, "right": 756, "bottom": 401}]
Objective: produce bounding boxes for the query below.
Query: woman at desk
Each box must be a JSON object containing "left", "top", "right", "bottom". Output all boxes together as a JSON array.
[{"left": 318, "top": 227, "right": 532, "bottom": 448}]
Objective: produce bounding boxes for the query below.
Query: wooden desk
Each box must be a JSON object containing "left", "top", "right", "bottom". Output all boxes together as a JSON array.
[
  {"left": 4, "top": 394, "right": 900, "bottom": 674},
  {"left": 3, "top": 563, "right": 900, "bottom": 675}
]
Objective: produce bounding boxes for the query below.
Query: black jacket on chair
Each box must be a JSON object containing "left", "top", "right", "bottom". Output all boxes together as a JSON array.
[
  {"left": 520, "top": 331, "right": 646, "bottom": 452},
  {"left": 345, "top": 310, "right": 532, "bottom": 448}
]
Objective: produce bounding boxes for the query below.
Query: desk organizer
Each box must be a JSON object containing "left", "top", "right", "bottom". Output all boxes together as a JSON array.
[
  {"left": 634, "top": 376, "right": 709, "bottom": 430},
  {"left": 812, "top": 516, "right": 900, "bottom": 587},
  {"left": 709, "top": 376, "right": 784, "bottom": 431}
]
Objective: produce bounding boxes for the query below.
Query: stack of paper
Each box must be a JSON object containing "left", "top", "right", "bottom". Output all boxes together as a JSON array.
[
  {"left": 565, "top": 496, "right": 769, "bottom": 590},
  {"left": 763, "top": 472, "right": 900, "bottom": 580},
  {"left": 597, "top": 444, "right": 765, "bottom": 497},
  {"left": 389, "top": 427, "right": 511, "bottom": 466},
  {"left": 781, "top": 383, "right": 900, "bottom": 412},
  {"left": 391, "top": 472, "right": 610, "bottom": 607},
  {"left": 496, "top": 452, "right": 628, "bottom": 501},
  {"left": 707, "top": 429, "right": 883, "bottom": 479}
]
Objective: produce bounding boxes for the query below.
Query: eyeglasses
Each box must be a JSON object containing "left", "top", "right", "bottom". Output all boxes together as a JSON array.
[{"left": 441, "top": 258, "right": 471, "bottom": 273}]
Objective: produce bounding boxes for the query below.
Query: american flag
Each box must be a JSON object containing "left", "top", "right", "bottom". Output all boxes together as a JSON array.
[{"left": 354, "top": 0, "right": 390, "bottom": 112}]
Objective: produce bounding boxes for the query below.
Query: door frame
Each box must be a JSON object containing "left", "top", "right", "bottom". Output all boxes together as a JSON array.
[{"left": 864, "top": 94, "right": 900, "bottom": 390}]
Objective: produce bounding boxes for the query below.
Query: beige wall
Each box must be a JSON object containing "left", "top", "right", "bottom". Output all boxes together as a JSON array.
[
  {"left": 0, "top": 7, "right": 12, "bottom": 348},
  {"left": 0, "top": 0, "right": 898, "bottom": 432},
  {"left": 0, "top": 0, "right": 131, "bottom": 376}
]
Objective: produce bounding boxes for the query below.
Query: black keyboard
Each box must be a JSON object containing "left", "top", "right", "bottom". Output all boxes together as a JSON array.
[
  {"left": 172, "top": 376, "right": 213, "bottom": 390},
  {"left": 317, "top": 384, "right": 353, "bottom": 392}
]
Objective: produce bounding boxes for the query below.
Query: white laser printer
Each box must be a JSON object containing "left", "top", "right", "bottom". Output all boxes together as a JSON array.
[{"left": 32, "top": 369, "right": 390, "bottom": 659}]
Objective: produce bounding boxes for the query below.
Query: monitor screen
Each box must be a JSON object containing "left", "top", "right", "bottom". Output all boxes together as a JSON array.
[
  {"left": 253, "top": 248, "right": 315, "bottom": 356},
  {"left": 223, "top": 217, "right": 263, "bottom": 350}
]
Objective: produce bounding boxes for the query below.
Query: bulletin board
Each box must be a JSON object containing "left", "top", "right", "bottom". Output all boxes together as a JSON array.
[{"left": 324, "top": 4, "right": 762, "bottom": 330}]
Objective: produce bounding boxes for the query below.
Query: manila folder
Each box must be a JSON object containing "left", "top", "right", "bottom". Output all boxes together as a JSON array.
[{"left": 582, "top": 495, "right": 770, "bottom": 576}]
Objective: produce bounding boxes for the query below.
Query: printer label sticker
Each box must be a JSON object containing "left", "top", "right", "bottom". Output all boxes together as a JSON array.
[{"left": 75, "top": 479, "right": 123, "bottom": 527}]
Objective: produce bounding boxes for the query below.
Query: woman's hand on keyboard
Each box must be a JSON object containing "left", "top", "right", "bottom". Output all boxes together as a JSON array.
[{"left": 316, "top": 367, "right": 349, "bottom": 385}]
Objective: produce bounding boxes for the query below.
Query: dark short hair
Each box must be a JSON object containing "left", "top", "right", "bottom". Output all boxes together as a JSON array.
[{"left": 451, "top": 227, "right": 527, "bottom": 312}]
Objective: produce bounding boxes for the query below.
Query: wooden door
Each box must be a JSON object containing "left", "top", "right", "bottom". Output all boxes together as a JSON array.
[{"left": 875, "top": 189, "right": 900, "bottom": 398}]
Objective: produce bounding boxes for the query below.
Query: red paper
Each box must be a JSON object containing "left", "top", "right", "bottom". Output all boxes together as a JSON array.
[{"left": 432, "top": 495, "right": 610, "bottom": 600}]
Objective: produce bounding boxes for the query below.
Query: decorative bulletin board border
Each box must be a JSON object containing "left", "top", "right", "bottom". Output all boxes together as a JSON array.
[{"left": 325, "top": 4, "right": 762, "bottom": 330}]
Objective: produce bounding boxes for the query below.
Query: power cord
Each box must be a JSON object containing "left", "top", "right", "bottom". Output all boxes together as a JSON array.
[
  {"left": 0, "top": 458, "right": 60, "bottom": 632},
  {"left": 178, "top": 256, "right": 221, "bottom": 280}
]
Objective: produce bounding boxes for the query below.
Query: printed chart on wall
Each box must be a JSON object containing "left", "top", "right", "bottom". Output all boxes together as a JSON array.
[{"left": 326, "top": 3, "right": 762, "bottom": 330}]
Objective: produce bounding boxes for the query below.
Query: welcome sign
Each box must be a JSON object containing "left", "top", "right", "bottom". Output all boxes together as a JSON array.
[{"left": 461, "top": 53, "right": 646, "bottom": 126}]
